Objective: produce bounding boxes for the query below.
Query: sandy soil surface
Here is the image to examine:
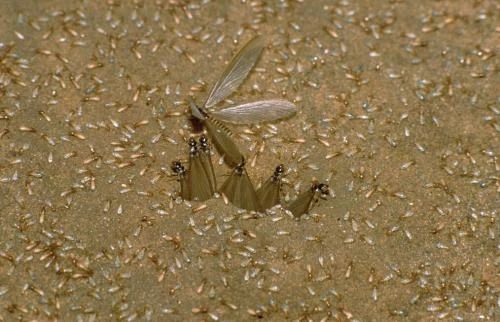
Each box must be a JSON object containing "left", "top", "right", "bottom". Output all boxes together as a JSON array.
[{"left": 0, "top": 0, "right": 498, "bottom": 321}]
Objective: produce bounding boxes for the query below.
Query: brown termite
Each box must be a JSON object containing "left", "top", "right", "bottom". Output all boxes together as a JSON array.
[
  {"left": 219, "top": 159, "right": 261, "bottom": 212},
  {"left": 287, "top": 183, "right": 329, "bottom": 217},
  {"left": 198, "top": 135, "right": 217, "bottom": 193},
  {"left": 187, "top": 138, "right": 215, "bottom": 201},
  {"left": 256, "top": 164, "right": 285, "bottom": 210},
  {"left": 171, "top": 160, "right": 190, "bottom": 200}
]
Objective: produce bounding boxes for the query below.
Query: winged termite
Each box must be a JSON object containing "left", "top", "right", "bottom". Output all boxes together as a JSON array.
[
  {"left": 171, "top": 160, "right": 190, "bottom": 200},
  {"left": 188, "top": 138, "right": 215, "bottom": 201},
  {"left": 219, "top": 160, "right": 262, "bottom": 212},
  {"left": 189, "top": 36, "right": 298, "bottom": 166},
  {"left": 198, "top": 135, "right": 216, "bottom": 192},
  {"left": 256, "top": 164, "right": 285, "bottom": 210},
  {"left": 286, "top": 183, "right": 329, "bottom": 218},
  {"left": 190, "top": 100, "right": 244, "bottom": 167}
]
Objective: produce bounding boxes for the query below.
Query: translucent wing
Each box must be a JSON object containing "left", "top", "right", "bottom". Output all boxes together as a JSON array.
[
  {"left": 286, "top": 189, "right": 315, "bottom": 218},
  {"left": 219, "top": 169, "right": 240, "bottom": 205},
  {"left": 204, "top": 36, "right": 265, "bottom": 108},
  {"left": 256, "top": 178, "right": 281, "bottom": 210},
  {"left": 189, "top": 97, "right": 206, "bottom": 120},
  {"left": 220, "top": 166, "right": 261, "bottom": 212},
  {"left": 199, "top": 152, "right": 216, "bottom": 192},
  {"left": 287, "top": 183, "right": 329, "bottom": 217},
  {"left": 238, "top": 167, "right": 261, "bottom": 212},
  {"left": 199, "top": 138, "right": 217, "bottom": 192},
  {"left": 189, "top": 154, "right": 214, "bottom": 201},
  {"left": 204, "top": 118, "right": 244, "bottom": 167},
  {"left": 210, "top": 99, "right": 297, "bottom": 124},
  {"left": 179, "top": 174, "right": 190, "bottom": 200}
]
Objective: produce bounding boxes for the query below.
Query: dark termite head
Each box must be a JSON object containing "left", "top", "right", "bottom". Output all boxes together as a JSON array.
[
  {"left": 272, "top": 164, "right": 285, "bottom": 180},
  {"left": 171, "top": 160, "right": 186, "bottom": 176},
  {"left": 199, "top": 135, "right": 209, "bottom": 151},
  {"left": 188, "top": 137, "right": 198, "bottom": 155},
  {"left": 313, "top": 183, "right": 330, "bottom": 198},
  {"left": 234, "top": 158, "right": 246, "bottom": 175}
]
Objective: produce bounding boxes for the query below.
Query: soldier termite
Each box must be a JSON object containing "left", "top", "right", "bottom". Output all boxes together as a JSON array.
[
  {"left": 171, "top": 160, "right": 190, "bottom": 200},
  {"left": 187, "top": 138, "right": 215, "bottom": 201},
  {"left": 219, "top": 160, "right": 262, "bottom": 212},
  {"left": 287, "top": 183, "right": 329, "bottom": 218},
  {"left": 189, "top": 36, "right": 297, "bottom": 166},
  {"left": 198, "top": 135, "right": 216, "bottom": 192},
  {"left": 256, "top": 164, "right": 285, "bottom": 210}
]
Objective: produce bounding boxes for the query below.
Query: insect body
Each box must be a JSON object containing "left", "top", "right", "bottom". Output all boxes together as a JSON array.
[
  {"left": 198, "top": 135, "right": 217, "bottom": 192},
  {"left": 187, "top": 138, "right": 215, "bottom": 201},
  {"left": 171, "top": 160, "right": 190, "bottom": 200},
  {"left": 256, "top": 164, "right": 285, "bottom": 209},
  {"left": 219, "top": 160, "right": 261, "bottom": 212},
  {"left": 287, "top": 183, "right": 329, "bottom": 217},
  {"left": 190, "top": 99, "right": 244, "bottom": 167}
]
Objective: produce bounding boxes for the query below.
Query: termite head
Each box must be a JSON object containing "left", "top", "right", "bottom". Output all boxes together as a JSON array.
[
  {"left": 188, "top": 137, "right": 198, "bottom": 155},
  {"left": 312, "top": 183, "right": 329, "bottom": 198},
  {"left": 199, "top": 135, "right": 209, "bottom": 151},
  {"left": 275, "top": 164, "right": 285, "bottom": 177},
  {"left": 171, "top": 161, "right": 186, "bottom": 176},
  {"left": 234, "top": 158, "right": 246, "bottom": 175},
  {"left": 272, "top": 164, "right": 285, "bottom": 182}
]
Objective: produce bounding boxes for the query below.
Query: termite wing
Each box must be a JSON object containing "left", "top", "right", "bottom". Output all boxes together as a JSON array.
[
  {"left": 219, "top": 160, "right": 262, "bottom": 212},
  {"left": 198, "top": 135, "right": 217, "bottom": 192},
  {"left": 187, "top": 138, "right": 215, "bottom": 201},
  {"left": 286, "top": 183, "right": 329, "bottom": 217},
  {"left": 190, "top": 36, "right": 298, "bottom": 166},
  {"left": 256, "top": 164, "right": 285, "bottom": 210}
]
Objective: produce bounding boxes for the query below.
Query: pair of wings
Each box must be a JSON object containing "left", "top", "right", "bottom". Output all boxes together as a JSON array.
[
  {"left": 201, "top": 36, "right": 297, "bottom": 124},
  {"left": 219, "top": 165, "right": 262, "bottom": 212}
]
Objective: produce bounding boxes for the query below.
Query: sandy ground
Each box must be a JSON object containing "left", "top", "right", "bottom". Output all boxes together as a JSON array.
[{"left": 0, "top": 0, "right": 498, "bottom": 321}]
